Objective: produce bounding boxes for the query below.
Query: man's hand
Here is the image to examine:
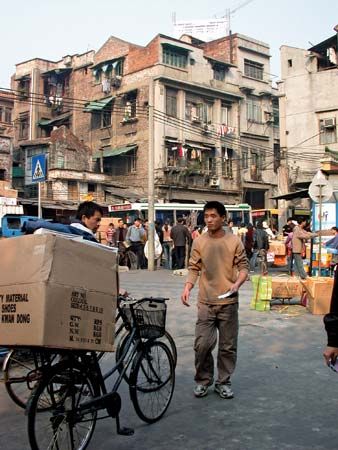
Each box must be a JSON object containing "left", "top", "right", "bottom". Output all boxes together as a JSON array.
[
  {"left": 181, "top": 283, "right": 193, "bottom": 307},
  {"left": 323, "top": 346, "right": 338, "bottom": 365}
]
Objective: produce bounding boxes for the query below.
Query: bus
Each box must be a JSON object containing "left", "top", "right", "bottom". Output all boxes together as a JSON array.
[
  {"left": 252, "top": 208, "right": 311, "bottom": 232},
  {"left": 108, "top": 202, "right": 252, "bottom": 227}
]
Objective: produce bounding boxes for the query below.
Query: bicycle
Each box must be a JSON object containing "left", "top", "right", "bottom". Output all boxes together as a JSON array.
[
  {"left": 26, "top": 297, "right": 175, "bottom": 450},
  {"left": 2, "top": 295, "right": 177, "bottom": 410}
]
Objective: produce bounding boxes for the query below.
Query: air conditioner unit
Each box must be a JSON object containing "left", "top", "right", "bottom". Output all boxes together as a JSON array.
[
  {"left": 209, "top": 177, "right": 220, "bottom": 187},
  {"left": 324, "top": 118, "right": 336, "bottom": 128}
]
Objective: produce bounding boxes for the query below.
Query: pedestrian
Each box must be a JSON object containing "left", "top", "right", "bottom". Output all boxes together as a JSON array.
[
  {"left": 181, "top": 201, "right": 249, "bottom": 399},
  {"left": 237, "top": 222, "right": 247, "bottom": 244},
  {"left": 292, "top": 218, "right": 317, "bottom": 279},
  {"left": 285, "top": 223, "right": 295, "bottom": 275},
  {"left": 162, "top": 221, "right": 173, "bottom": 269},
  {"left": 250, "top": 221, "right": 269, "bottom": 273},
  {"left": 170, "top": 217, "right": 191, "bottom": 269},
  {"left": 244, "top": 223, "right": 254, "bottom": 260},
  {"left": 322, "top": 264, "right": 338, "bottom": 365},
  {"left": 224, "top": 219, "right": 234, "bottom": 234},
  {"left": 70, "top": 201, "right": 103, "bottom": 239},
  {"left": 262, "top": 221, "right": 276, "bottom": 240},
  {"left": 106, "top": 223, "right": 116, "bottom": 247},
  {"left": 126, "top": 218, "right": 146, "bottom": 269},
  {"left": 282, "top": 217, "right": 294, "bottom": 236}
]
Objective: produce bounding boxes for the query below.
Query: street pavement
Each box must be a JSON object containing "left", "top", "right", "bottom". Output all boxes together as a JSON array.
[{"left": 1, "top": 267, "right": 338, "bottom": 450}]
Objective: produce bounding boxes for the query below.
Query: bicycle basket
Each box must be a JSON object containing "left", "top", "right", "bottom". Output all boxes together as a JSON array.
[{"left": 123, "top": 299, "right": 167, "bottom": 339}]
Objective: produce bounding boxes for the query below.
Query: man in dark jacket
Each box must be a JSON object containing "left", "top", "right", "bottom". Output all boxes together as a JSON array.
[
  {"left": 250, "top": 222, "right": 269, "bottom": 272},
  {"left": 170, "top": 217, "right": 191, "bottom": 269},
  {"left": 323, "top": 266, "right": 338, "bottom": 364}
]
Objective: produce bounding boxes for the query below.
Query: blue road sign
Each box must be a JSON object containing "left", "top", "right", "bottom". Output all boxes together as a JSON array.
[{"left": 31, "top": 154, "right": 47, "bottom": 183}]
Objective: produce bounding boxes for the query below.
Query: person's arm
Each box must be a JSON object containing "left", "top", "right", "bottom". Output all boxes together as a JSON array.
[
  {"left": 297, "top": 228, "right": 317, "bottom": 240},
  {"left": 230, "top": 240, "right": 249, "bottom": 293},
  {"left": 181, "top": 241, "right": 201, "bottom": 307}
]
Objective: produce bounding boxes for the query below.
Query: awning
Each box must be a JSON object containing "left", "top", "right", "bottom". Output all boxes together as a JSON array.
[
  {"left": 92, "top": 145, "right": 137, "bottom": 160},
  {"left": 38, "top": 112, "right": 71, "bottom": 127},
  {"left": 184, "top": 143, "right": 215, "bottom": 151},
  {"left": 42, "top": 68, "right": 72, "bottom": 76},
  {"left": 84, "top": 97, "right": 114, "bottom": 112},
  {"left": 270, "top": 189, "right": 309, "bottom": 201},
  {"left": 103, "top": 186, "right": 142, "bottom": 200}
]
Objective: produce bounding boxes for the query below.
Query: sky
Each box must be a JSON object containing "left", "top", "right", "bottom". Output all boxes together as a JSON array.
[{"left": 1, "top": 0, "right": 337, "bottom": 89}]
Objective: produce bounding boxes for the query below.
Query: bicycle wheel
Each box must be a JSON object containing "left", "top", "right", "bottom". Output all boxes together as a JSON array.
[
  {"left": 116, "top": 329, "right": 177, "bottom": 383},
  {"left": 3, "top": 348, "right": 57, "bottom": 409},
  {"left": 27, "top": 361, "right": 99, "bottom": 450},
  {"left": 129, "top": 341, "right": 175, "bottom": 424}
]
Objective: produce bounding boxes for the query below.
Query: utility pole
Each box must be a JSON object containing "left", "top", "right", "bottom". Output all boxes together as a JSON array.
[{"left": 147, "top": 78, "right": 155, "bottom": 271}]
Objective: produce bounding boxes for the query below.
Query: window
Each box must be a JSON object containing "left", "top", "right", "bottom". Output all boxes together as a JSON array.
[
  {"left": 93, "top": 69, "right": 102, "bottom": 83},
  {"left": 18, "top": 78, "right": 30, "bottom": 99},
  {"left": 123, "top": 91, "right": 137, "bottom": 121},
  {"left": 241, "top": 146, "right": 248, "bottom": 169},
  {"left": 90, "top": 107, "right": 112, "bottom": 130},
  {"left": 19, "top": 113, "right": 29, "bottom": 140},
  {"left": 202, "top": 103, "right": 213, "bottom": 124},
  {"left": 320, "top": 119, "right": 337, "bottom": 145},
  {"left": 0, "top": 169, "right": 5, "bottom": 181},
  {"left": 250, "top": 151, "right": 262, "bottom": 180},
  {"left": 88, "top": 183, "right": 96, "bottom": 192},
  {"left": 0, "top": 107, "right": 12, "bottom": 123},
  {"left": 186, "top": 101, "right": 203, "bottom": 122},
  {"left": 56, "top": 153, "right": 65, "bottom": 169},
  {"left": 166, "top": 88, "right": 177, "bottom": 117},
  {"left": 272, "top": 101, "right": 279, "bottom": 127},
  {"left": 103, "top": 148, "right": 137, "bottom": 175},
  {"left": 222, "top": 147, "right": 233, "bottom": 178},
  {"left": 202, "top": 151, "right": 216, "bottom": 175},
  {"left": 244, "top": 59, "right": 264, "bottom": 81},
  {"left": 221, "top": 103, "right": 229, "bottom": 125},
  {"left": 247, "top": 98, "right": 262, "bottom": 123},
  {"left": 213, "top": 66, "right": 225, "bottom": 81},
  {"left": 288, "top": 59, "right": 293, "bottom": 68},
  {"left": 162, "top": 45, "right": 188, "bottom": 69}
]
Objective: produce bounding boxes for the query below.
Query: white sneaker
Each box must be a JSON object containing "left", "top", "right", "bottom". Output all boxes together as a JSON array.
[
  {"left": 194, "top": 384, "right": 208, "bottom": 398},
  {"left": 214, "top": 383, "right": 234, "bottom": 399}
]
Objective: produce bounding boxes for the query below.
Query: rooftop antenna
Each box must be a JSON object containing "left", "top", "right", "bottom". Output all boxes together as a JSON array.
[{"left": 220, "top": 0, "right": 255, "bottom": 35}]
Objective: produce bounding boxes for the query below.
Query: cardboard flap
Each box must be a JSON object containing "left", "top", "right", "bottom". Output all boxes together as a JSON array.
[{"left": 0, "top": 234, "right": 53, "bottom": 286}]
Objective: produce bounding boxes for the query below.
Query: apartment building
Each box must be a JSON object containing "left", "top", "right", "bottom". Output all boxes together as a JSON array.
[
  {"left": 11, "top": 32, "right": 279, "bottom": 213},
  {"left": 0, "top": 90, "right": 14, "bottom": 183},
  {"left": 279, "top": 30, "right": 338, "bottom": 188}
]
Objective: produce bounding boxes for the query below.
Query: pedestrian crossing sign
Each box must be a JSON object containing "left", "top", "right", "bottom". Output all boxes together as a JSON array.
[{"left": 31, "top": 154, "right": 47, "bottom": 182}]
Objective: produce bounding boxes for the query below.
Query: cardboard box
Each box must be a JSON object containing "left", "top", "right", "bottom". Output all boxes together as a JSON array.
[
  {"left": 269, "top": 241, "right": 286, "bottom": 256},
  {"left": 0, "top": 234, "right": 118, "bottom": 351},
  {"left": 271, "top": 276, "right": 303, "bottom": 299},
  {"left": 301, "top": 277, "right": 334, "bottom": 315},
  {"left": 273, "top": 255, "right": 287, "bottom": 266}
]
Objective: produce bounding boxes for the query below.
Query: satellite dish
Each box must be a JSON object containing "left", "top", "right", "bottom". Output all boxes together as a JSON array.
[{"left": 308, "top": 177, "right": 333, "bottom": 203}]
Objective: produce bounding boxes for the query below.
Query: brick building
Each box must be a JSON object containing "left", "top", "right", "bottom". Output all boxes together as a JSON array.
[
  {"left": 0, "top": 90, "right": 14, "bottom": 183},
  {"left": 11, "top": 32, "right": 279, "bottom": 213}
]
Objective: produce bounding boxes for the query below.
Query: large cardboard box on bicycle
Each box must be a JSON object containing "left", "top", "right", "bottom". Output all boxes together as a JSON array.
[{"left": 0, "top": 234, "right": 118, "bottom": 351}]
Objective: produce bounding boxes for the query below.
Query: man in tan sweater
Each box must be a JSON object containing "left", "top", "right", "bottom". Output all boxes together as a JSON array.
[{"left": 181, "top": 201, "right": 249, "bottom": 399}]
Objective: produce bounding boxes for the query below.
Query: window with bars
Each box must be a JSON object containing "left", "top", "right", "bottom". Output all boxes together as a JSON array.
[
  {"left": 221, "top": 147, "right": 233, "bottom": 178},
  {"left": 319, "top": 119, "right": 337, "bottom": 145},
  {"left": 241, "top": 146, "right": 248, "bottom": 169},
  {"left": 0, "top": 107, "right": 12, "bottom": 124},
  {"left": 90, "top": 107, "right": 112, "bottom": 130},
  {"left": 221, "top": 103, "right": 229, "bottom": 125},
  {"left": 19, "top": 114, "right": 29, "bottom": 140},
  {"left": 166, "top": 88, "right": 177, "bottom": 117},
  {"left": 246, "top": 99, "right": 262, "bottom": 123},
  {"left": 213, "top": 66, "right": 225, "bottom": 81},
  {"left": 162, "top": 46, "right": 188, "bottom": 68},
  {"left": 244, "top": 59, "right": 264, "bottom": 80}
]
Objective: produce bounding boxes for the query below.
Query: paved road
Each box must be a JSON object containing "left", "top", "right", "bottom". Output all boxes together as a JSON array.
[{"left": 1, "top": 269, "right": 337, "bottom": 450}]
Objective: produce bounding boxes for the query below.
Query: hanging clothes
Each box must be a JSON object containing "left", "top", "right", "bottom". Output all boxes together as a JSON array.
[{"left": 178, "top": 146, "right": 184, "bottom": 158}]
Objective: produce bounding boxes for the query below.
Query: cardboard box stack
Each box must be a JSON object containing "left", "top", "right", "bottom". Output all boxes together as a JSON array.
[
  {"left": 0, "top": 234, "right": 118, "bottom": 351},
  {"left": 271, "top": 276, "right": 303, "bottom": 299},
  {"left": 301, "top": 277, "right": 334, "bottom": 315}
]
